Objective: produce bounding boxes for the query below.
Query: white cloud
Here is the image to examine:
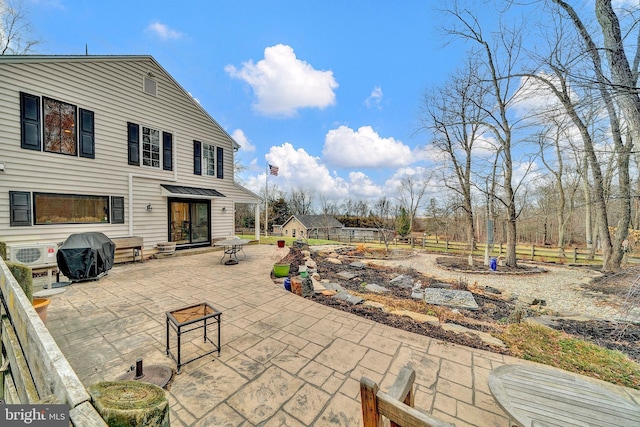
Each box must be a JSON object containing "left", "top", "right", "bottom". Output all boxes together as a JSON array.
[
  {"left": 225, "top": 44, "right": 338, "bottom": 117},
  {"left": 231, "top": 129, "right": 255, "bottom": 152},
  {"left": 347, "top": 171, "right": 383, "bottom": 198},
  {"left": 146, "top": 21, "right": 184, "bottom": 40},
  {"left": 364, "top": 86, "right": 383, "bottom": 110},
  {"left": 384, "top": 167, "right": 431, "bottom": 189},
  {"left": 322, "top": 125, "right": 416, "bottom": 168},
  {"left": 242, "top": 141, "right": 426, "bottom": 206},
  {"left": 512, "top": 74, "right": 569, "bottom": 119}
]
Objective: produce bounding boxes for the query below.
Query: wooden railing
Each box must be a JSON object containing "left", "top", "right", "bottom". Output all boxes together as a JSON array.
[
  {"left": 360, "top": 366, "right": 454, "bottom": 427},
  {"left": 0, "top": 258, "right": 107, "bottom": 425}
]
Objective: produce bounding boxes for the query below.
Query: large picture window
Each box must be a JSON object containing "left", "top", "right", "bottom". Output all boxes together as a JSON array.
[
  {"left": 34, "top": 193, "right": 109, "bottom": 224},
  {"left": 43, "top": 97, "right": 77, "bottom": 155},
  {"left": 142, "top": 126, "right": 160, "bottom": 167},
  {"left": 203, "top": 143, "right": 216, "bottom": 176}
]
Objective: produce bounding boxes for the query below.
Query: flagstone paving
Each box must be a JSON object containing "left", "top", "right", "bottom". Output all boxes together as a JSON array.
[{"left": 41, "top": 244, "right": 640, "bottom": 426}]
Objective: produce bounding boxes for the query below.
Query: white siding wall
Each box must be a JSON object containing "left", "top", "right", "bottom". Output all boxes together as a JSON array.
[{"left": 0, "top": 57, "right": 259, "bottom": 249}]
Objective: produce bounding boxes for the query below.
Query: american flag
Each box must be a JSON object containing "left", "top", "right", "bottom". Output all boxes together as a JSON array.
[{"left": 269, "top": 164, "right": 279, "bottom": 176}]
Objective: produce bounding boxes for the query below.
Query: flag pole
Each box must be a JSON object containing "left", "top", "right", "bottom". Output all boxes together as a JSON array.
[{"left": 265, "top": 162, "right": 268, "bottom": 237}]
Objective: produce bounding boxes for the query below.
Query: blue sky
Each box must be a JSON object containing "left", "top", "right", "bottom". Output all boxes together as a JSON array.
[{"left": 25, "top": 0, "right": 506, "bottom": 205}]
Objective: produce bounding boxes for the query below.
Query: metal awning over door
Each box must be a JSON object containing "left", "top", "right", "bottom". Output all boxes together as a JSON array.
[{"left": 160, "top": 184, "right": 226, "bottom": 198}]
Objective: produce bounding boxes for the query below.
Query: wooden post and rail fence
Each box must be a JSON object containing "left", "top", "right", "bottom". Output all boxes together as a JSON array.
[{"left": 345, "top": 235, "right": 639, "bottom": 267}]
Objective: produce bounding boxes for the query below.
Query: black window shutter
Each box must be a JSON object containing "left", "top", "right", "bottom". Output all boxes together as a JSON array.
[
  {"left": 216, "top": 146, "right": 224, "bottom": 179},
  {"left": 111, "top": 196, "right": 125, "bottom": 224},
  {"left": 127, "top": 122, "right": 140, "bottom": 166},
  {"left": 163, "top": 132, "right": 173, "bottom": 171},
  {"left": 9, "top": 191, "right": 32, "bottom": 226},
  {"left": 79, "top": 108, "right": 95, "bottom": 158},
  {"left": 20, "top": 92, "right": 41, "bottom": 151},
  {"left": 193, "top": 140, "right": 202, "bottom": 175}
]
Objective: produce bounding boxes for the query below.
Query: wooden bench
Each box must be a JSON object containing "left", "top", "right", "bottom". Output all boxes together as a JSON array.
[
  {"left": 111, "top": 236, "right": 144, "bottom": 263},
  {"left": 361, "top": 366, "right": 454, "bottom": 427}
]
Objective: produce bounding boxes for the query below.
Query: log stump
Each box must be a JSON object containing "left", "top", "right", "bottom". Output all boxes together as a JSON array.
[{"left": 88, "top": 380, "right": 169, "bottom": 426}]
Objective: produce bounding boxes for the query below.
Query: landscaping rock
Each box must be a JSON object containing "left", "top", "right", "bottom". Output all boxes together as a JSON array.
[
  {"left": 389, "top": 275, "right": 413, "bottom": 289},
  {"left": 325, "top": 257, "right": 342, "bottom": 265},
  {"left": 332, "top": 293, "right": 364, "bottom": 305},
  {"left": 321, "top": 289, "right": 337, "bottom": 296},
  {"left": 441, "top": 323, "right": 506, "bottom": 348},
  {"left": 301, "top": 277, "right": 314, "bottom": 298},
  {"left": 431, "top": 282, "right": 453, "bottom": 289},
  {"left": 350, "top": 262, "right": 366, "bottom": 269},
  {"left": 337, "top": 271, "right": 359, "bottom": 280},
  {"left": 411, "top": 283, "right": 424, "bottom": 299},
  {"left": 391, "top": 310, "right": 439, "bottom": 325},
  {"left": 365, "top": 283, "right": 389, "bottom": 293},
  {"left": 364, "top": 301, "right": 386, "bottom": 311},
  {"left": 484, "top": 286, "right": 502, "bottom": 294},
  {"left": 323, "top": 282, "right": 345, "bottom": 293},
  {"left": 312, "top": 279, "right": 327, "bottom": 292},
  {"left": 305, "top": 260, "right": 317, "bottom": 269},
  {"left": 424, "top": 288, "right": 479, "bottom": 310},
  {"left": 518, "top": 295, "right": 546, "bottom": 306}
]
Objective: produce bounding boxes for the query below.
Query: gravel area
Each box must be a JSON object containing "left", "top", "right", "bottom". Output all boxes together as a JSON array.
[{"left": 361, "top": 253, "right": 634, "bottom": 322}]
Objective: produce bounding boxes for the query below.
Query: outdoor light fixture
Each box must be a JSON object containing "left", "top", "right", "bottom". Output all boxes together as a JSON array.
[
  {"left": 146, "top": 203, "right": 153, "bottom": 212},
  {"left": 222, "top": 206, "right": 227, "bottom": 213}
]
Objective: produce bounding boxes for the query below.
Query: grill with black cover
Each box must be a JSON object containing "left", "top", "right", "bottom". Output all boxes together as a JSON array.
[{"left": 56, "top": 232, "right": 115, "bottom": 281}]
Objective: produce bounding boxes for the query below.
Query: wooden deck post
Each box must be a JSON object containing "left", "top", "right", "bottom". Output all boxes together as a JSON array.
[
  {"left": 360, "top": 366, "right": 455, "bottom": 427},
  {"left": 360, "top": 377, "right": 381, "bottom": 427}
]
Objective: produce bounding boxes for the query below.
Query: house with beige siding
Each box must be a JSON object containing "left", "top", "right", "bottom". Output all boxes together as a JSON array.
[
  {"left": 0, "top": 55, "right": 261, "bottom": 259},
  {"left": 281, "top": 215, "right": 343, "bottom": 240}
]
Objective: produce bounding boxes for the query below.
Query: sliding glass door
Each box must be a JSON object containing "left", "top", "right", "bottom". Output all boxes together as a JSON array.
[{"left": 169, "top": 199, "right": 210, "bottom": 247}]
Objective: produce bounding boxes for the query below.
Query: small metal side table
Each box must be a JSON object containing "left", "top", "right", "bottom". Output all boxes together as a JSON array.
[{"left": 166, "top": 302, "right": 221, "bottom": 373}]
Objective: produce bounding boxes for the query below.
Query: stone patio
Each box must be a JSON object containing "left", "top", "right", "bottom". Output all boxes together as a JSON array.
[{"left": 40, "top": 244, "right": 640, "bottom": 426}]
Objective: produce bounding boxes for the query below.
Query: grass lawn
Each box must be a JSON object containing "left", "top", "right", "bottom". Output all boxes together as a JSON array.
[{"left": 237, "top": 235, "right": 342, "bottom": 246}]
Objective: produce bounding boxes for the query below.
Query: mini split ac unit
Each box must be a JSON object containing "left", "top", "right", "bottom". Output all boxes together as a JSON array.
[{"left": 7, "top": 242, "right": 59, "bottom": 268}]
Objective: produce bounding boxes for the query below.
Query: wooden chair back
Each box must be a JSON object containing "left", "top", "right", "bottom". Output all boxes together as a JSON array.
[{"left": 360, "top": 366, "right": 455, "bottom": 427}]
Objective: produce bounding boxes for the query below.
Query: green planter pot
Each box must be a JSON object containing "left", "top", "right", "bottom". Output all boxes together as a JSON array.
[{"left": 273, "top": 263, "right": 290, "bottom": 278}]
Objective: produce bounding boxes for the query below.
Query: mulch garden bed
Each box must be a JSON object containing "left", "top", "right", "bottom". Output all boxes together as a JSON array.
[{"left": 278, "top": 246, "right": 640, "bottom": 363}]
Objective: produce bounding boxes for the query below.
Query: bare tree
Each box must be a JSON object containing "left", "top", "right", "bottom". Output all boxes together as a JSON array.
[
  {"left": 395, "top": 172, "right": 428, "bottom": 234},
  {"left": 370, "top": 197, "right": 395, "bottom": 251},
  {"left": 341, "top": 198, "right": 370, "bottom": 218},
  {"left": 288, "top": 188, "right": 313, "bottom": 215},
  {"left": 318, "top": 193, "right": 340, "bottom": 240},
  {"left": 1, "top": 0, "right": 40, "bottom": 55},
  {"left": 420, "top": 59, "right": 488, "bottom": 250},
  {"left": 444, "top": 4, "right": 527, "bottom": 267},
  {"left": 546, "top": 0, "right": 638, "bottom": 270},
  {"left": 536, "top": 119, "right": 580, "bottom": 256}
]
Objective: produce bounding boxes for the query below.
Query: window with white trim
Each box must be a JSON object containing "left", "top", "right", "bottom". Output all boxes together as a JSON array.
[
  {"left": 142, "top": 126, "right": 160, "bottom": 167},
  {"left": 203, "top": 143, "right": 216, "bottom": 176}
]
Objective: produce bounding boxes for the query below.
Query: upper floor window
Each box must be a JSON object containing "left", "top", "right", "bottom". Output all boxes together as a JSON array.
[
  {"left": 142, "top": 126, "right": 160, "bottom": 167},
  {"left": 128, "top": 122, "right": 172, "bottom": 171},
  {"left": 20, "top": 92, "right": 94, "bottom": 158},
  {"left": 193, "top": 140, "right": 224, "bottom": 179},
  {"left": 44, "top": 97, "right": 77, "bottom": 155},
  {"left": 203, "top": 143, "right": 216, "bottom": 176}
]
